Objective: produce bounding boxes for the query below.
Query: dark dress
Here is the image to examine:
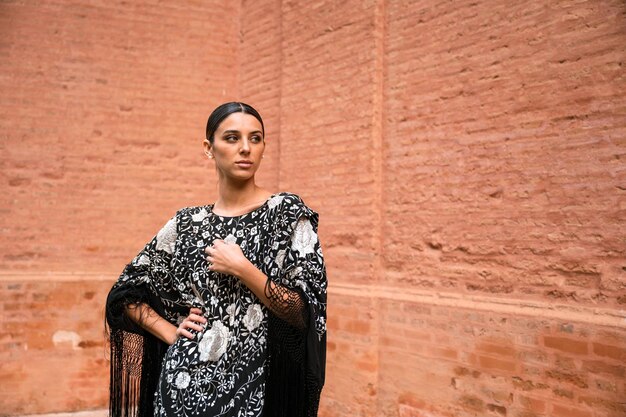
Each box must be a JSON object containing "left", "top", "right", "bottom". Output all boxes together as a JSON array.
[{"left": 105, "top": 192, "right": 327, "bottom": 417}]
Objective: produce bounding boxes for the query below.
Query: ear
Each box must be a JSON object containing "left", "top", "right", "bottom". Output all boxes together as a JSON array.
[{"left": 203, "top": 139, "right": 213, "bottom": 157}]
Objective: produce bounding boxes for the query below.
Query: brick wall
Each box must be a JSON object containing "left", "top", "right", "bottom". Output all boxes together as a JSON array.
[
  {"left": 0, "top": 278, "right": 111, "bottom": 414},
  {"left": 2, "top": 0, "right": 625, "bottom": 416},
  {"left": 0, "top": 0, "right": 240, "bottom": 274},
  {"left": 240, "top": 1, "right": 626, "bottom": 417},
  {"left": 0, "top": 1, "right": 240, "bottom": 413}
]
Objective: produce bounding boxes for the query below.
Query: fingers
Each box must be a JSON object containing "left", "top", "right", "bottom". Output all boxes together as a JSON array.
[
  {"left": 203, "top": 239, "right": 242, "bottom": 274},
  {"left": 204, "top": 239, "right": 231, "bottom": 254},
  {"left": 213, "top": 239, "right": 225, "bottom": 245},
  {"left": 204, "top": 245, "right": 216, "bottom": 270},
  {"left": 176, "top": 311, "right": 207, "bottom": 340},
  {"left": 204, "top": 246, "right": 214, "bottom": 267},
  {"left": 176, "top": 327, "right": 194, "bottom": 340},
  {"left": 187, "top": 313, "right": 207, "bottom": 325}
]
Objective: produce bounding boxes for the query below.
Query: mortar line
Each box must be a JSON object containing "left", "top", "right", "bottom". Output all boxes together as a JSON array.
[{"left": 330, "top": 282, "right": 626, "bottom": 328}]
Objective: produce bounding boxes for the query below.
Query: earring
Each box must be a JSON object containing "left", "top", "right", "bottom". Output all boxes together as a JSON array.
[
  {"left": 208, "top": 153, "right": 213, "bottom": 159},
  {"left": 262, "top": 154, "right": 265, "bottom": 159}
]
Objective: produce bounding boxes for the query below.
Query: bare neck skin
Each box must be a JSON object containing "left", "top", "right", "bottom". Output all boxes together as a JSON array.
[{"left": 212, "top": 176, "right": 272, "bottom": 216}]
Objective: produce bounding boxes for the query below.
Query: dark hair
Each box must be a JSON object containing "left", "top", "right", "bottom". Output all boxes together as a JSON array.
[{"left": 205, "top": 102, "right": 265, "bottom": 143}]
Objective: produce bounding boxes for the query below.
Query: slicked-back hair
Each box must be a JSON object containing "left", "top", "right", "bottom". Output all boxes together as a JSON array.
[{"left": 205, "top": 102, "right": 265, "bottom": 143}]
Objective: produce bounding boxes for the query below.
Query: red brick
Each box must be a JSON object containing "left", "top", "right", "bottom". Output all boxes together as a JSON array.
[
  {"left": 486, "top": 403, "right": 507, "bottom": 416},
  {"left": 517, "top": 395, "right": 547, "bottom": 413},
  {"left": 582, "top": 360, "right": 626, "bottom": 377},
  {"left": 345, "top": 319, "right": 372, "bottom": 335},
  {"left": 544, "top": 336, "right": 589, "bottom": 355},
  {"left": 593, "top": 343, "right": 626, "bottom": 362},
  {"left": 427, "top": 346, "right": 458, "bottom": 360},
  {"left": 578, "top": 395, "right": 626, "bottom": 414},
  {"left": 552, "top": 404, "right": 593, "bottom": 417},
  {"left": 458, "top": 395, "right": 485, "bottom": 412},
  {"left": 479, "top": 355, "right": 517, "bottom": 373},
  {"left": 477, "top": 340, "right": 516, "bottom": 357}
]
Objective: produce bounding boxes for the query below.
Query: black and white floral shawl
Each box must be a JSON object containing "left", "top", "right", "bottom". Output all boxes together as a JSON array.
[{"left": 106, "top": 192, "right": 327, "bottom": 417}]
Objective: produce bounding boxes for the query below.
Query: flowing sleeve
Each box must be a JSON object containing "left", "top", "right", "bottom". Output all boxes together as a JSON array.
[
  {"left": 106, "top": 213, "right": 180, "bottom": 333},
  {"left": 105, "top": 212, "right": 181, "bottom": 417},
  {"left": 263, "top": 194, "right": 327, "bottom": 417}
]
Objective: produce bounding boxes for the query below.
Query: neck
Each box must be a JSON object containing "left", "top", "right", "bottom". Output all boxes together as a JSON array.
[{"left": 215, "top": 177, "right": 261, "bottom": 210}]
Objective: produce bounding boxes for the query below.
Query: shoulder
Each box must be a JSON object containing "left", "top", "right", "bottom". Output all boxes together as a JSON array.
[
  {"left": 271, "top": 191, "right": 319, "bottom": 227},
  {"left": 174, "top": 205, "right": 210, "bottom": 223},
  {"left": 269, "top": 191, "right": 303, "bottom": 207},
  {"left": 269, "top": 192, "right": 307, "bottom": 212}
]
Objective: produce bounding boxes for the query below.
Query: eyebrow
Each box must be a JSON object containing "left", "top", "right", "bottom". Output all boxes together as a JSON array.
[{"left": 221, "top": 130, "right": 263, "bottom": 135}]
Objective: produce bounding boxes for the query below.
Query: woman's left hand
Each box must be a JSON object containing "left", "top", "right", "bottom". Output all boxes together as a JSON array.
[{"left": 205, "top": 239, "right": 250, "bottom": 277}]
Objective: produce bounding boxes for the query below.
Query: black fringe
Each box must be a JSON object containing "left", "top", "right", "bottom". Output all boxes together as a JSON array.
[
  {"left": 107, "top": 284, "right": 168, "bottom": 417},
  {"left": 263, "top": 303, "right": 326, "bottom": 417},
  {"left": 110, "top": 329, "right": 141, "bottom": 417}
]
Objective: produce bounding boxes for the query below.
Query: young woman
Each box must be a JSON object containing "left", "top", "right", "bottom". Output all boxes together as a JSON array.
[{"left": 105, "top": 102, "right": 327, "bottom": 417}]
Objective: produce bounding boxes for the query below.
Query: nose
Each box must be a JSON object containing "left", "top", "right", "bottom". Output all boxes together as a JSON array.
[{"left": 240, "top": 137, "right": 251, "bottom": 154}]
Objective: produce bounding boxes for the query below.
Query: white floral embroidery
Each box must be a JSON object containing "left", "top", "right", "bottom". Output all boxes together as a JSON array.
[
  {"left": 135, "top": 254, "right": 150, "bottom": 266},
  {"left": 175, "top": 371, "right": 191, "bottom": 389},
  {"left": 267, "top": 195, "right": 284, "bottom": 209},
  {"left": 226, "top": 303, "right": 239, "bottom": 326},
  {"left": 191, "top": 208, "right": 209, "bottom": 223},
  {"left": 199, "top": 320, "right": 230, "bottom": 362},
  {"left": 286, "top": 266, "right": 301, "bottom": 280},
  {"left": 242, "top": 304, "right": 263, "bottom": 332},
  {"left": 126, "top": 194, "right": 328, "bottom": 416},
  {"left": 275, "top": 249, "right": 287, "bottom": 269},
  {"left": 295, "top": 279, "right": 309, "bottom": 293},
  {"left": 156, "top": 217, "right": 177, "bottom": 254},
  {"left": 291, "top": 218, "right": 317, "bottom": 256}
]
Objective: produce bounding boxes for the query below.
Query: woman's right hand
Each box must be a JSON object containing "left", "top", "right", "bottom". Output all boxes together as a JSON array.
[{"left": 175, "top": 307, "right": 207, "bottom": 341}]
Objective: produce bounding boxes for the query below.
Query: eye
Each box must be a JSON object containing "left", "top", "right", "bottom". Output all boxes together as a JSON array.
[
  {"left": 225, "top": 135, "right": 238, "bottom": 142},
  {"left": 250, "top": 135, "right": 263, "bottom": 143}
]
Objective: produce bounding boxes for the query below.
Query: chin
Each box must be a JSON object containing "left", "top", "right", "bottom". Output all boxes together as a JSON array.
[{"left": 228, "top": 172, "right": 258, "bottom": 181}]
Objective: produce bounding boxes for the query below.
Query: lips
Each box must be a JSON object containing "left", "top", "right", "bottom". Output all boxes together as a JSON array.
[{"left": 235, "top": 160, "right": 253, "bottom": 168}]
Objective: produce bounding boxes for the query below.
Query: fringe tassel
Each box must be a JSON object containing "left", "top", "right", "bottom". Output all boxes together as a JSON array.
[
  {"left": 109, "top": 329, "right": 143, "bottom": 417},
  {"left": 264, "top": 337, "right": 306, "bottom": 417},
  {"left": 263, "top": 311, "right": 326, "bottom": 417},
  {"left": 107, "top": 285, "right": 168, "bottom": 417}
]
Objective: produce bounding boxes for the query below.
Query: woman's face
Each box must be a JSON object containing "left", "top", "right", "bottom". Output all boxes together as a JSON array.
[{"left": 204, "top": 112, "right": 265, "bottom": 181}]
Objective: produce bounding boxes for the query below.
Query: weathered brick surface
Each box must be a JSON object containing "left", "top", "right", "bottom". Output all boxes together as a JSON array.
[
  {"left": 277, "top": 0, "right": 383, "bottom": 289},
  {"left": 0, "top": 0, "right": 240, "bottom": 414},
  {"left": 0, "top": 0, "right": 240, "bottom": 274},
  {"left": 382, "top": 0, "right": 626, "bottom": 308},
  {"left": 321, "top": 293, "right": 379, "bottom": 417},
  {"left": 376, "top": 296, "right": 626, "bottom": 417},
  {"left": 240, "top": 0, "right": 282, "bottom": 192},
  {"left": 2, "top": 0, "right": 625, "bottom": 416},
  {"left": 0, "top": 278, "right": 112, "bottom": 415}
]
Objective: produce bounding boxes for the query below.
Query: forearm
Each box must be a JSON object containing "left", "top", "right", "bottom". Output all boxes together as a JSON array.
[
  {"left": 236, "top": 261, "right": 306, "bottom": 327},
  {"left": 125, "top": 302, "right": 178, "bottom": 345}
]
